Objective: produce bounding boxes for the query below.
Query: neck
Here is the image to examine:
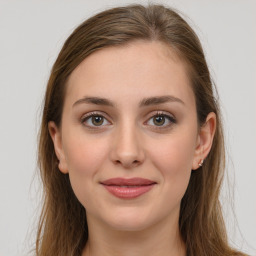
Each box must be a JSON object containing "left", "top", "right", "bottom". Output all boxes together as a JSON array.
[{"left": 82, "top": 214, "right": 186, "bottom": 256}]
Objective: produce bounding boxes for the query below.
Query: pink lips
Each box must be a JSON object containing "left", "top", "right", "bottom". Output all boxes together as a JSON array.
[{"left": 100, "top": 178, "right": 156, "bottom": 199}]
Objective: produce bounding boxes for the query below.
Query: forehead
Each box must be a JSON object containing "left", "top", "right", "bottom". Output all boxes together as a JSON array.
[{"left": 65, "top": 40, "right": 195, "bottom": 109}]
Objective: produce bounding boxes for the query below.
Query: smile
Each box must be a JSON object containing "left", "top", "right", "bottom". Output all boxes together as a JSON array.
[{"left": 100, "top": 177, "right": 157, "bottom": 199}]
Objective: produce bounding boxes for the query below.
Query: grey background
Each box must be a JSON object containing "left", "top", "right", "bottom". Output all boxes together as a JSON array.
[{"left": 0, "top": 0, "right": 255, "bottom": 255}]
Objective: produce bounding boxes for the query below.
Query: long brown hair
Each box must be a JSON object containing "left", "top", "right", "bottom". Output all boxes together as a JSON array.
[{"left": 36, "top": 4, "right": 247, "bottom": 256}]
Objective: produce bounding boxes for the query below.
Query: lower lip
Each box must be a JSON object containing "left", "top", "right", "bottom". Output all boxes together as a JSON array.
[{"left": 102, "top": 184, "right": 155, "bottom": 199}]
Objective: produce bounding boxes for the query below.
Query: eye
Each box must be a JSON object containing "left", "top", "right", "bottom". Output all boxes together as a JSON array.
[
  {"left": 146, "top": 112, "right": 176, "bottom": 128},
  {"left": 81, "top": 112, "right": 111, "bottom": 128}
]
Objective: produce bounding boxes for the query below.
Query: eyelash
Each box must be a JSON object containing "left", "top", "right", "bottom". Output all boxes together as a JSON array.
[
  {"left": 80, "top": 111, "right": 176, "bottom": 130},
  {"left": 146, "top": 111, "right": 177, "bottom": 130},
  {"left": 80, "top": 111, "right": 111, "bottom": 129}
]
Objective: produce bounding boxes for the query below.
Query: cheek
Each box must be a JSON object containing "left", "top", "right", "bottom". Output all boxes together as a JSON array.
[
  {"left": 62, "top": 135, "right": 110, "bottom": 201},
  {"left": 148, "top": 131, "right": 197, "bottom": 190},
  {"left": 64, "top": 134, "right": 109, "bottom": 173}
]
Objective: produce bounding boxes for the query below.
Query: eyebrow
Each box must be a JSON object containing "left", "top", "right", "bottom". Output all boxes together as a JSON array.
[
  {"left": 72, "top": 95, "right": 185, "bottom": 108},
  {"left": 139, "top": 95, "right": 185, "bottom": 107},
  {"left": 73, "top": 97, "right": 115, "bottom": 107}
]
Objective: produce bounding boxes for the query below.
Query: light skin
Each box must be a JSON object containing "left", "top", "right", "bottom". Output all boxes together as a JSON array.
[{"left": 49, "top": 41, "right": 216, "bottom": 256}]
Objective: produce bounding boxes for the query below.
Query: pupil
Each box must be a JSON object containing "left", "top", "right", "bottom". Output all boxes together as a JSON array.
[
  {"left": 92, "top": 116, "right": 103, "bottom": 126},
  {"left": 154, "top": 116, "right": 165, "bottom": 126}
]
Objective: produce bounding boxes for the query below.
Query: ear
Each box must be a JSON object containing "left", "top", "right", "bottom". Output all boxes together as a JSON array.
[
  {"left": 192, "top": 112, "right": 216, "bottom": 170},
  {"left": 48, "top": 121, "right": 68, "bottom": 174}
]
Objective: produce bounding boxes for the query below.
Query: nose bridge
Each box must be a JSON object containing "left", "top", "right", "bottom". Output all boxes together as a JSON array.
[{"left": 110, "top": 118, "right": 144, "bottom": 168}]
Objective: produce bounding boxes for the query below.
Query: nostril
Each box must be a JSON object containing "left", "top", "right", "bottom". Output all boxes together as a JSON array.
[{"left": 113, "top": 158, "right": 141, "bottom": 168}]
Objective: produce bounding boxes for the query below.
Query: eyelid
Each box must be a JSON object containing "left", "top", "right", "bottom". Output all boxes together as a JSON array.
[
  {"left": 144, "top": 110, "right": 176, "bottom": 128},
  {"left": 80, "top": 110, "right": 176, "bottom": 130},
  {"left": 80, "top": 111, "right": 112, "bottom": 128}
]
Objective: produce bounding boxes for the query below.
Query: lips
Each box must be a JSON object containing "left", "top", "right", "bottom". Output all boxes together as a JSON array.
[{"left": 100, "top": 178, "right": 156, "bottom": 199}]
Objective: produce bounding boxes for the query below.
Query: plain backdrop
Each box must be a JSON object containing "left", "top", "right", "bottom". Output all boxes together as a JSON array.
[{"left": 0, "top": 0, "right": 255, "bottom": 255}]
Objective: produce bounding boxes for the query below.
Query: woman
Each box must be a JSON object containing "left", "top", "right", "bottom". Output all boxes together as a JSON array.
[{"left": 36, "top": 4, "right": 247, "bottom": 256}]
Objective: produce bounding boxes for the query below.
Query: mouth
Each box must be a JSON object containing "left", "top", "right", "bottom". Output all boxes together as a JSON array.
[{"left": 100, "top": 177, "right": 157, "bottom": 199}]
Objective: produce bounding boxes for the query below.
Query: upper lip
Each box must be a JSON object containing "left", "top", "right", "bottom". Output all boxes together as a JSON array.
[{"left": 100, "top": 177, "right": 156, "bottom": 186}]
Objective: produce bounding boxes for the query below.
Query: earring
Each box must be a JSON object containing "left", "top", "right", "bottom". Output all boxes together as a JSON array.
[{"left": 198, "top": 159, "right": 204, "bottom": 167}]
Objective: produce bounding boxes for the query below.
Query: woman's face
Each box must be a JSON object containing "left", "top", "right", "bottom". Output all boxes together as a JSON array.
[{"left": 50, "top": 41, "right": 206, "bottom": 231}]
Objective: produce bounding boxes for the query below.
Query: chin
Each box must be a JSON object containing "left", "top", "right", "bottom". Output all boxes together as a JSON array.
[
  {"left": 102, "top": 208, "right": 159, "bottom": 232},
  {"left": 108, "top": 219, "right": 152, "bottom": 232}
]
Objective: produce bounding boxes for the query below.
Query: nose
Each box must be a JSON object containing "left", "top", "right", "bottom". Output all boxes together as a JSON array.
[{"left": 110, "top": 123, "right": 145, "bottom": 169}]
